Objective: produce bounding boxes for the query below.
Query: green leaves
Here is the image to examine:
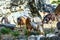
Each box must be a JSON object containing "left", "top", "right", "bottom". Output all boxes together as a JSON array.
[
  {"left": 0, "top": 27, "right": 12, "bottom": 34},
  {"left": 0, "top": 27, "right": 20, "bottom": 37},
  {"left": 44, "top": 28, "right": 54, "bottom": 35},
  {"left": 24, "top": 29, "right": 29, "bottom": 35},
  {"left": 11, "top": 30, "right": 20, "bottom": 37},
  {"left": 51, "top": 0, "right": 60, "bottom": 4},
  {"left": 58, "top": 0, "right": 60, "bottom": 2},
  {"left": 52, "top": 1, "right": 57, "bottom": 4}
]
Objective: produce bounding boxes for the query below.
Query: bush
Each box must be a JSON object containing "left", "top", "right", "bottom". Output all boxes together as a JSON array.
[
  {"left": 24, "top": 29, "right": 29, "bottom": 36},
  {"left": 24, "top": 29, "right": 40, "bottom": 36},
  {"left": 11, "top": 30, "right": 20, "bottom": 37},
  {"left": 52, "top": 1, "right": 57, "bottom": 4},
  {"left": 44, "top": 28, "right": 54, "bottom": 35},
  {"left": 0, "top": 27, "right": 12, "bottom": 34}
]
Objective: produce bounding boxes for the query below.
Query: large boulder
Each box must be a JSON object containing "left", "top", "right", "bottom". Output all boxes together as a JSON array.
[
  {"left": 57, "top": 22, "right": 60, "bottom": 30},
  {"left": 0, "top": 24, "right": 16, "bottom": 30}
]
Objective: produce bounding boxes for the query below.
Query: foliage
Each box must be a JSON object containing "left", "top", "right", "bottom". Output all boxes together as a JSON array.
[
  {"left": 24, "top": 28, "right": 40, "bottom": 36},
  {"left": 24, "top": 29, "right": 29, "bottom": 36},
  {"left": 24, "top": 29, "right": 40, "bottom": 35},
  {"left": 44, "top": 28, "right": 54, "bottom": 35},
  {"left": 51, "top": 0, "right": 60, "bottom": 4},
  {"left": 0, "top": 27, "right": 20, "bottom": 38},
  {"left": 0, "top": 32, "right": 1, "bottom": 39},
  {"left": 0, "top": 27, "right": 12, "bottom": 34},
  {"left": 0, "top": 32, "right": 1, "bottom": 35},
  {"left": 28, "top": 1, "right": 41, "bottom": 17},
  {"left": 11, "top": 30, "right": 20, "bottom": 37},
  {"left": 58, "top": 0, "right": 60, "bottom": 2},
  {"left": 52, "top": 1, "right": 57, "bottom": 4}
]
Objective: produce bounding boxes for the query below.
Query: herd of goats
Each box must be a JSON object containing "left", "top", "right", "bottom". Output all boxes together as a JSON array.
[
  {"left": 0, "top": 11, "right": 60, "bottom": 35},
  {"left": 0, "top": 0, "right": 60, "bottom": 35}
]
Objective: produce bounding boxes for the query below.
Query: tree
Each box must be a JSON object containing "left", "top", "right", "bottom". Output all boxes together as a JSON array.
[{"left": 28, "top": 0, "right": 42, "bottom": 18}]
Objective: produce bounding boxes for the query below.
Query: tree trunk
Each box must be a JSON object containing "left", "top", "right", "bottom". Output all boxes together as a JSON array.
[{"left": 28, "top": 0, "right": 41, "bottom": 17}]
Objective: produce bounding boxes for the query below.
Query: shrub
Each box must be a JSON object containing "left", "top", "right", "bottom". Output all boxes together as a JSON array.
[
  {"left": 11, "top": 30, "right": 20, "bottom": 37},
  {"left": 24, "top": 29, "right": 40, "bottom": 36},
  {"left": 24, "top": 29, "right": 29, "bottom": 35},
  {"left": 44, "top": 28, "right": 54, "bottom": 35},
  {"left": 0, "top": 27, "right": 12, "bottom": 34}
]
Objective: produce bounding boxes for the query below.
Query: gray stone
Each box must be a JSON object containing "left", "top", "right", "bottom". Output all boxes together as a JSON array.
[
  {"left": 28, "top": 35, "right": 36, "bottom": 40},
  {"left": 1, "top": 35, "right": 13, "bottom": 40},
  {"left": 46, "top": 33, "right": 58, "bottom": 40},
  {"left": 17, "top": 35, "right": 26, "bottom": 40},
  {"left": 36, "top": 35, "right": 45, "bottom": 40}
]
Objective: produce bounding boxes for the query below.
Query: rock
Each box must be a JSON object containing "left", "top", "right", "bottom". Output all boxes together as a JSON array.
[
  {"left": 28, "top": 35, "right": 36, "bottom": 40},
  {"left": 57, "top": 22, "right": 60, "bottom": 30},
  {"left": 0, "top": 24, "right": 16, "bottom": 30},
  {"left": 1, "top": 34, "right": 13, "bottom": 40},
  {"left": 17, "top": 35, "right": 26, "bottom": 40},
  {"left": 46, "top": 33, "right": 58, "bottom": 40},
  {"left": 36, "top": 35, "right": 46, "bottom": 40}
]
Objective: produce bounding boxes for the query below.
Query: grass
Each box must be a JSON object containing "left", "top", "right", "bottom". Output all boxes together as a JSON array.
[
  {"left": 44, "top": 28, "right": 55, "bottom": 36},
  {"left": 0, "top": 27, "right": 20, "bottom": 37},
  {"left": 0, "top": 27, "right": 12, "bottom": 34},
  {"left": 11, "top": 30, "right": 20, "bottom": 37}
]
